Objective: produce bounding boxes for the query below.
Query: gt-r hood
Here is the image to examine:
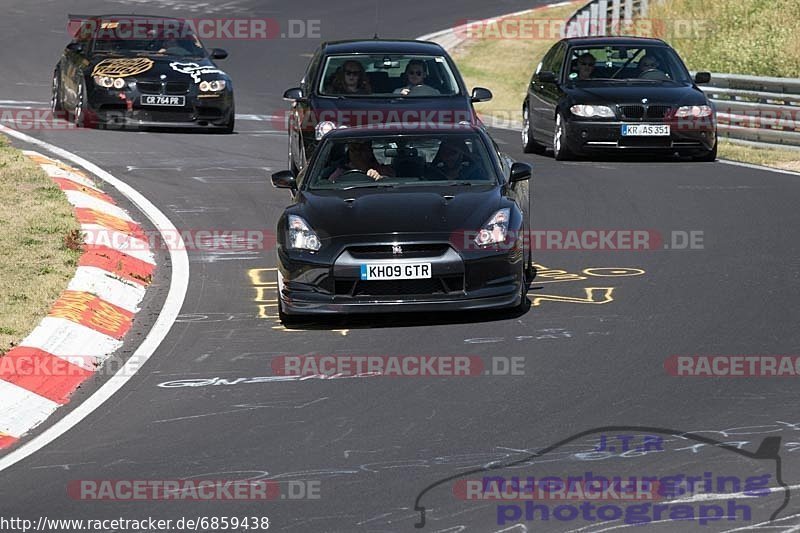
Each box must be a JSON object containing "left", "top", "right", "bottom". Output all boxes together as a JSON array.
[
  {"left": 292, "top": 186, "right": 502, "bottom": 239},
  {"left": 88, "top": 54, "right": 229, "bottom": 83},
  {"left": 565, "top": 81, "right": 708, "bottom": 105}
]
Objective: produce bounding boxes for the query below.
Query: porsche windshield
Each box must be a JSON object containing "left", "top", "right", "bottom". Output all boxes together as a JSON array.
[
  {"left": 318, "top": 55, "right": 460, "bottom": 97},
  {"left": 567, "top": 45, "right": 691, "bottom": 82},
  {"left": 306, "top": 133, "right": 497, "bottom": 190}
]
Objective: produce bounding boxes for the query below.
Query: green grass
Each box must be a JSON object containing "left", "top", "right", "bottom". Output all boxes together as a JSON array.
[
  {"left": 647, "top": 0, "right": 800, "bottom": 77},
  {"left": 718, "top": 140, "right": 800, "bottom": 171},
  {"left": 0, "top": 135, "right": 81, "bottom": 354}
]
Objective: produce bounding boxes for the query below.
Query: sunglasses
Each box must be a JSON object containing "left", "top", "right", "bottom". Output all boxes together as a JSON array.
[{"left": 345, "top": 70, "right": 362, "bottom": 76}]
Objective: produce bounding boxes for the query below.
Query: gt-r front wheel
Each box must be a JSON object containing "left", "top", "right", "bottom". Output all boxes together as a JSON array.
[{"left": 553, "top": 112, "right": 575, "bottom": 161}]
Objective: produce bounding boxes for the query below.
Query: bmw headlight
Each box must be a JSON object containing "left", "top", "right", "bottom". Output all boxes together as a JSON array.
[
  {"left": 315, "top": 120, "right": 337, "bottom": 140},
  {"left": 570, "top": 104, "right": 615, "bottom": 118},
  {"left": 474, "top": 208, "right": 510, "bottom": 247},
  {"left": 199, "top": 80, "right": 227, "bottom": 92},
  {"left": 287, "top": 215, "right": 321, "bottom": 251},
  {"left": 675, "top": 105, "right": 713, "bottom": 118},
  {"left": 93, "top": 76, "right": 126, "bottom": 89}
]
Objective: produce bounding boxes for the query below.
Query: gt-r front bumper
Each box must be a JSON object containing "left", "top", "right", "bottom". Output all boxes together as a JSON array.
[
  {"left": 277, "top": 239, "right": 526, "bottom": 315},
  {"left": 85, "top": 84, "right": 233, "bottom": 129}
]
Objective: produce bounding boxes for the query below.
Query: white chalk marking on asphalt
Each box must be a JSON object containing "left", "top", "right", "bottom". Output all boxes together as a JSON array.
[{"left": 0, "top": 124, "right": 189, "bottom": 473}]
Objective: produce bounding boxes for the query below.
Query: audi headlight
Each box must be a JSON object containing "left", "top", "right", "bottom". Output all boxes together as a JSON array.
[
  {"left": 475, "top": 208, "right": 510, "bottom": 247},
  {"left": 675, "top": 105, "right": 713, "bottom": 118},
  {"left": 199, "top": 80, "right": 227, "bottom": 92},
  {"left": 570, "top": 104, "right": 615, "bottom": 118},
  {"left": 315, "top": 120, "right": 336, "bottom": 140},
  {"left": 287, "top": 215, "right": 321, "bottom": 251}
]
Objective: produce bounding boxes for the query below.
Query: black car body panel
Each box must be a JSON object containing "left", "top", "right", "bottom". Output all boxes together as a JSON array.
[
  {"left": 53, "top": 15, "right": 234, "bottom": 130},
  {"left": 273, "top": 125, "right": 532, "bottom": 316},
  {"left": 523, "top": 36, "right": 716, "bottom": 158},
  {"left": 285, "top": 39, "right": 489, "bottom": 173}
]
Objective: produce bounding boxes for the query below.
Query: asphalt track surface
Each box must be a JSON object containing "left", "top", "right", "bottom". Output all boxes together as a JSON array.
[{"left": 2, "top": 1, "right": 800, "bottom": 532}]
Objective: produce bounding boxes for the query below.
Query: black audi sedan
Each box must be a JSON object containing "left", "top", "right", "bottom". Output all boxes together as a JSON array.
[
  {"left": 52, "top": 15, "right": 235, "bottom": 132},
  {"left": 283, "top": 39, "right": 493, "bottom": 175},
  {"left": 270, "top": 124, "right": 534, "bottom": 322},
  {"left": 521, "top": 36, "right": 716, "bottom": 161}
]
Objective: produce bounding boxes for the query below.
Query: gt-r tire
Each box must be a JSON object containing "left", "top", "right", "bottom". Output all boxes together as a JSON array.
[
  {"left": 513, "top": 264, "right": 530, "bottom": 313},
  {"left": 553, "top": 112, "right": 575, "bottom": 161},
  {"left": 51, "top": 69, "right": 63, "bottom": 113},
  {"left": 288, "top": 133, "right": 300, "bottom": 176},
  {"left": 522, "top": 104, "right": 546, "bottom": 154},
  {"left": 693, "top": 140, "right": 717, "bottom": 162}
]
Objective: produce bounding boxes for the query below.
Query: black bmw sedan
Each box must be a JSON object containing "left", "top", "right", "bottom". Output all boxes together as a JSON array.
[
  {"left": 270, "top": 124, "right": 534, "bottom": 322},
  {"left": 52, "top": 15, "right": 235, "bottom": 132},
  {"left": 522, "top": 36, "right": 716, "bottom": 161}
]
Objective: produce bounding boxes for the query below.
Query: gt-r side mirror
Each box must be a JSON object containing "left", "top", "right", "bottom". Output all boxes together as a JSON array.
[
  {"left": 694, "top": 72, "right": 711, "bottom": 84},
  {"left": 470, "top": 87, "right": 493, "bottom": 103},
  {"left": 272, "top": 170, "right": 297, "bottom": 191},
  {"left": 283, "top": 87, "right": 304, "bottom": 101},
  {"left": 66, "top": 42, "right": 84, "bottom": 53},
  {"left": 210, "top": 48, "right": 228, "bottom": 60},
  {"left": 537, "top": 71, "right": 556, "bottom": 83},
  {"left": 509, "top": 162, "right": 532, "bottom": 183}
]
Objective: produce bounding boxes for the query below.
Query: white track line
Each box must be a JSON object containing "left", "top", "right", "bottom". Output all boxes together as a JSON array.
[{"left": 0, "top": 124, "right": 189, "bottom": 472}]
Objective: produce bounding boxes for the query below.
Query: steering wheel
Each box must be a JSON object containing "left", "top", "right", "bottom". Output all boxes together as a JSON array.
[
  {"left": 639, "top": 68, "right": 669, "bottom": 80},
  {"left": 335, "top": 169, "right": 371, "bottom": 181}
]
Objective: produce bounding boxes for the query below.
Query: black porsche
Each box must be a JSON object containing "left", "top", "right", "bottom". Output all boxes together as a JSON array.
[
  {"left": 51, "top": 14, "right": 235, "bottom": 132},
  {"left": 522, "top": 36, "right": 717, "bottom": 161},
  {"left": 283, "top": 39, "right": 493, "bottom": 175},
  {"left": 270, "top": 124, "right": 534, "bottom": 322}
]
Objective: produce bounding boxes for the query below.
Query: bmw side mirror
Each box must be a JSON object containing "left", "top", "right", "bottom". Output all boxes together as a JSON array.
[
  {"left": 66, "top": 42, "right": 84, "bottom": 53},
  {"left": 211, "top": 48, "right": 228, "bottom": 60},
  {"left": 272, "top": 170, "right": 297, "bottom": 190},
  {"left": 537, "top": 71, "right": 556, "bottom": 83},
  {"left": 694, "top": 72, "right": 711, "bottom": 84},
  {"left": 283, "top": 87, "right": 304, "bottom": 101},
  {"left": 510, "top": 162, "right": 532, "bottom": 183},
  {"left": 470, "top": 87, "right": 493, "bottom": 103}
]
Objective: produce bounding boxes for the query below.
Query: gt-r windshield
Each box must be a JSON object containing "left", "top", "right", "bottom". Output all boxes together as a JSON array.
[
  {"left": 305, "top": 133, "right": 497, "bottom": 190},
  {"left": 318, "top": 55, "right": 461, "bottom": 97},
  {"left": 567, "top": 45, "right": 691, "bottom": 83}
]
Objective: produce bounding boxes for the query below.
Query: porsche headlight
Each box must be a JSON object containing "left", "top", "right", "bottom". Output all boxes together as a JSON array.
[
  {"left": 287, "top": 215, "right": 321, "bottom": 251},
  {"left": 199, "top": 80, "right": 227, "bottom": 92},
  {"left": 315, "top": 120, "right": 337, "bottom": 140},
  {"left": 475, "top": 208, "right": 510, "bottom": 247},
  {"left": 675, "top": 105, "right": 713, "bottom": 118},
  {"left": 570, "top": 104, "right": 615, "bottom": 118}
]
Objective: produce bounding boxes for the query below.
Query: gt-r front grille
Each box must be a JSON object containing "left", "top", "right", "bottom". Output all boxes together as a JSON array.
[
  {"left": 334, "top": 275, "right": 464, "bottom": 297},
  {"left": 346, "top": 244, "right": 451, "bottom": 260},
  {"left": 618, "top": 104, "right": 673, "bottom": 120}
]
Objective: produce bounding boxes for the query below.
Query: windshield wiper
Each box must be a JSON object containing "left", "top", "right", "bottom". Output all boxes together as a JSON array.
[{"left": 341, "top": 183, "right": 396, "bottom": 190}]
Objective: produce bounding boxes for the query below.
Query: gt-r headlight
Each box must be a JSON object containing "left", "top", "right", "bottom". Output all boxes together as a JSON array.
[
  {"left": 475, "top": 208, "right": 510, "bottom": 247},
  {"left": 287, "top": 215, "right": 321, "bottom": 251},
  {"left": 570, "top": 104, "right": 615, "bottom": 118},
  {"left": 675, "top": 105, "right": 713, "bottom": 118},
  {"left": 94, "top": 76, "right": 126, "bottom": 89},
  {"left": 315, "top": 120, "right": 337, "bottom": 140},
  {"left": 199, "top": 80, "right": 227, "bottom": 92}
]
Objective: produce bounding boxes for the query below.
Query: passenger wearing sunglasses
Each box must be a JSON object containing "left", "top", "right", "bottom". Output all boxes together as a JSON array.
[
  {"left": 330, "top": 60, "right": 372, "bottom": 94},
  {"left": 394, "top": 60, "right": 440, "bottom": 96}
]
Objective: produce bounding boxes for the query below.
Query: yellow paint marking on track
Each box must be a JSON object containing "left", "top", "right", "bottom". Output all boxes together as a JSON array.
[{"left": 530, "top": 287, "right": 615, "bottom": 307}]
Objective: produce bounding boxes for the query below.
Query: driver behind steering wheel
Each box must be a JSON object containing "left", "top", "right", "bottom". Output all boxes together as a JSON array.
[
  {"left": 637, "top": 54, "right": 664, "bottom": 77},
  {"left": 327, "top": 141, "right": 395, "bottom": 182}
]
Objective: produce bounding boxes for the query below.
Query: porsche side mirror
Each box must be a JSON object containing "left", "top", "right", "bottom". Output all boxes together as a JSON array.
[
  {"left": 694, "top": 72, "right": 711, "bottom": 84},
  {"left": 537, "top": 71, "right": 556, "bottom": 83},
  {"left": 211, "top": 48, "right": 228, "bottom": 60},
  {"left": 470, "top": 87, "right": 493, "bottom": 103},
  {"left": 272, "top": 170, "right": 297, "bottom": 190},
  {"left": 283, "top": 87, "right": 304, "bottom": 101},
  {"left": 510, "top": 162, "right": 532, "bottom": 183}
]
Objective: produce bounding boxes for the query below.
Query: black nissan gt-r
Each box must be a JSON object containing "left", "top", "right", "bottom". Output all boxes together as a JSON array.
[
  {"left": 52, "top": 14, "right": 235, "bottom": 132},
  {"left": 270, "top": 123, "right": 535, "bottom": 323}
]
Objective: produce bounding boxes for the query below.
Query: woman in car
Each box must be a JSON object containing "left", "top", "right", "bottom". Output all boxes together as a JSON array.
[{"left": 329, "top": 60, "right": 372, "bottom": 94}]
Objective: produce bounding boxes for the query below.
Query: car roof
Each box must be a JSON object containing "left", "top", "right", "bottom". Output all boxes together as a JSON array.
[
  {"left": 563, "top": 36, "right": 669, "bottom": 47},
  {"left": 323, "top": 122, "right": 484, "bottom": 139},
  {"left": 321, "top": 39, "right": 447, "bottom": 55}
]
